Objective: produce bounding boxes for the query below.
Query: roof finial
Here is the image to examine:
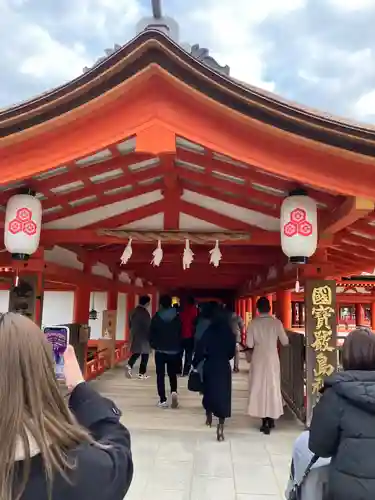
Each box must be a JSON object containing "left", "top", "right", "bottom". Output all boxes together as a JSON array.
[{"left": 151, "top": 0, "right": 162, "bottom": 19}]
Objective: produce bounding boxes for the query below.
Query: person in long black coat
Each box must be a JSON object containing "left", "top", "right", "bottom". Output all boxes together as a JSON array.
[
  {"left": 193, "top": 303, "right": 236, "bottom": 441},
  {"left": 309, "top": 327, "right": 375, "bottom": 500}
]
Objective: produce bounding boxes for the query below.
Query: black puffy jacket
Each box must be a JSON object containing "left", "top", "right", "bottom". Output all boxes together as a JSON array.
[{"left": 309, "top": 371, "right": 375, "bottom": 500}]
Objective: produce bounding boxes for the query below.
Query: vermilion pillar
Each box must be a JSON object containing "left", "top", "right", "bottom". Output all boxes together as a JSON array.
[
  {"left": 267, "top": 295, "right": 273, "bottom": 314},
  {"left": 73, "top": 262, "right": 91, "bottom": 324},
  {"left": 107, "top": 288, "right": 118, "bottom": 311},
  {"left": 240, "top": 299, "right": 246, "bottom": 322},
  {"left": 371, "top": 302, "right": 375, "bottom": 331},
  {"left": 276, "top": 290, "right": 292, "bottom": 330},
  {"left": 126, "top": 293, "right": 136, "bottom": 342},
  {"left": 246, "top": 297, "right": 252, "bottom": 323},
  {"left": 73, "top": 286, "right": 90, "bottom": 323},
  {"left": 355, "top": 303, "right": 365, "bottom": 326},
  {"left": 252, "top": 296, "right": 258, "bottom": 317}
]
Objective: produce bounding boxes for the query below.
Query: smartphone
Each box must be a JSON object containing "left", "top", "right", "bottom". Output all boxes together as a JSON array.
[{"left": 43, "top": 326, "right": 70, "bottom": 380}]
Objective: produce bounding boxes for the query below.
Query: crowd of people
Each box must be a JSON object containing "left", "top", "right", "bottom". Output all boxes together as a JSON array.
[
  {"left": 3, "top": 300, "right": 375, "bottom": 499},
  {"left": 126, "top": 294, "right": 289, "bottom": 440}
]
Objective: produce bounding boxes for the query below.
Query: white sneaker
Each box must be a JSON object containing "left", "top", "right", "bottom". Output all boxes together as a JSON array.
[
  {"left": 125, "top": 365, "right": 132, "bottom": 379},
  {"left": 171, "top": 392, "right": 179, "bottom": 409},
  {"left": 138, "top": 374, "right": 150, "bottom": 380},
  {"left": 157, "top": 401, "right": 168, "bottom": 409}
]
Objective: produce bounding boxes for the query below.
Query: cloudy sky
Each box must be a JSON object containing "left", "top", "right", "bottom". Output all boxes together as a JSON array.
[{"left": 1, "top": 0, "right": 375, "bottom": 123}]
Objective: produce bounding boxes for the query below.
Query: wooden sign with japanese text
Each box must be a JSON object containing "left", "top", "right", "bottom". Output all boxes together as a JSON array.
[
  {"left": 98, "top": 310, "right": 117, "bottom": 368},
  {"left": 305, "top": 280, "right": 337, "bottom": 423}
]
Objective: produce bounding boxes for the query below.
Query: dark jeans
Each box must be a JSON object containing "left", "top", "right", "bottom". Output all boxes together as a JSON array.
[
  {"left": 180, "top": 337, "right": 194, "bottom": 375},
  {"left": 155, "top": 351, "right": 179, "bottom": 403},
  {"left": 128, "top": 353, "right": 149, "bottom": 375}
]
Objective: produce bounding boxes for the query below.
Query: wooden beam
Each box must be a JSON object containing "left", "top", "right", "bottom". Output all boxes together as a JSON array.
[
  {"left": 321, "top": 197, "right": 375, "bottom": 235},
  {"left": 176, "top": 148, "right": 338, "bottom": 209},
  {"left": 181, "top": 182, "right": 279, "bottom": 218},
  {"left": 42, "top": 182, "right": 163, "bottom": 224},
  {"left": 162, "top": 157, "right": 180, "bottom": 230},
  {"left": 82, "top": 200, "right": 165, "bottom": 230},
  {"left": 179, "top": 199, "right": 270, "bottom": 232},
  {"left": 39, "top": 229, "right": 280, "bottom": 246}
]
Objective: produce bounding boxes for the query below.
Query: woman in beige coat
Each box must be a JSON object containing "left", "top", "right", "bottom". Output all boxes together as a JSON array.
[{"left": 246, "top": 296, "right": 289, "bottom": 434}]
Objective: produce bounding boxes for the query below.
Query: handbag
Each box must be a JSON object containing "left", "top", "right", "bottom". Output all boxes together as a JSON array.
[
  {"left": 288, "top": 455, "right": 319, "bottom": 500},
  {"left": 188, "top": 369, "right": 203, "bottom": 393}
]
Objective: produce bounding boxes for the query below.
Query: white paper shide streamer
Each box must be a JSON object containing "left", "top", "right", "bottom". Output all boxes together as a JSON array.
[
  {"left": 151, "top": 239, "right": 163, "bottom": 267},
  {"left": 182, "top": 239, "right": 194, "bottom": 270},
  {"left": 209, "top": 240, "right": 222, "bottom": 268},
  {"left": 120, "top": 237, "right": 133, "bottom": 265}
]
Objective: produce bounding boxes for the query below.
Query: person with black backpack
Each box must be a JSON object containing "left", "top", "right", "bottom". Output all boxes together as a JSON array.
[{"left": 150, "top": 295, "right": 182, "bottom": 409}]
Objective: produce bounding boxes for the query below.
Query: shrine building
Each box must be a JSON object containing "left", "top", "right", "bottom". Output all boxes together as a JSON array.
[{"left": 1, "top": 9, "right": 375, "bottom": 420}]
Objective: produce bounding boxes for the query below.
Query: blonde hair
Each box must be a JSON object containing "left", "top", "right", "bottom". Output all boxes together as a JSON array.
[{"left": 0, "top": 313, "right": 94, "bottom": 500}]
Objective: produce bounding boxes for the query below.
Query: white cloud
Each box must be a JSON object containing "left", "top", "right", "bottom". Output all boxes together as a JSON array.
[
  {"left": 187, "top": 0, "right": 308, "bottom": 91},
  {"left": 328, "top": 0, "right": 373, "bottom": 11},
  {"left": 354, "top": 90, "right": 375, "bottom": 118},
  {"left": 18, "top": 25, "right": 89, "bottom": 81},
  {"left": 0, "top": 0, "right": 374, "bottom": 125}
]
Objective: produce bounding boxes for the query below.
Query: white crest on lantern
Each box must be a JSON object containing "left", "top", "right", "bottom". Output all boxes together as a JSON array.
[
  {"left": 182, "top": 239, "right": 194, "bottom": 270},
  {"left": 280, "top": 194, "right": 318, "bottom": 260},
  {"left": 4, "top": 194, "right": 42, "bottom": 257},
  {"left": 120, "top": 238, "right": 133, "bottom": 265},
  {"left": 151, "top": 239, "right": 163, "bottom": 267},
  {"left": 209, "top": 240, "right": 222, "bottom": 268}
]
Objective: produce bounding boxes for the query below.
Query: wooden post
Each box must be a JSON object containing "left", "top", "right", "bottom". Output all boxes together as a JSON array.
[
  {"left": 276, "top": 290, "right": 292, "bottom": 329},
  {"left": 252, "top": 296, "right": 258, "bottom": 318},
  {"left": 371, "top": 302, "right": 375, "bottom": 331},
  {"left": 305, "top": 279, "right": 337, "bottom": 424},
  {"left": 246, "top": 297, "right": 252, "bottom": 326},
  {"left": 107, "top": 289, "right": 118, "bottom": 311},
  {"left": 267, "top": 294, "right": 273, "bottom": 314},
  {"left": 126, "top": 293, "right": 135, "bottom": 342}
]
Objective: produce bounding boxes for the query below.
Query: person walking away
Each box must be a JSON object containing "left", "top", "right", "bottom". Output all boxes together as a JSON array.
[
  {"left": 246, "top": 296, "right": 289, "bottom": 434},
  {"left": 226, "top": 304, "right": 245, "bottom": 373},
  {"left": 126, "top": 295, "right": 151, "bottom": 379},
  {"left": 285, "top": 430, "right": 330, "bottom": 500},
  {"left": 179, "top": 296, "right": 198, "bottom": 376},
  {"left": 309, "top": 327, "right": 375, "bottom": 500},
  {"left": 193, "top": 302, "right": 236, "bottom": 441},
  {"left": 150, "top": 295, "right": 182, "bottom": 409},
  {"left": 0, "top": 312, "right": 133, "bottom": 500}
]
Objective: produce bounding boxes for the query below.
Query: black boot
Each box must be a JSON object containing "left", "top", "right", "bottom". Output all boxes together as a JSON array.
[
  {"left": 260, "top": 418, "right": 270, "bottom": 435},
  {"left": 217, "top": 422, "right": 225, "bottom": 442},
  {"left": 267, "top": 418, "right": 275, "bottom": 430},
  {"left": 205, "top": 412, "right": 213, "bottom": 427},
  {"left": 260, "top": 418, "right": 267, "bottom": 433}
]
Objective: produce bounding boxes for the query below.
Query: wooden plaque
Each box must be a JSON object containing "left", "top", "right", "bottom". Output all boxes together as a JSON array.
[{"left": 305, "top": 279, "right": 337, "bottom": 423}]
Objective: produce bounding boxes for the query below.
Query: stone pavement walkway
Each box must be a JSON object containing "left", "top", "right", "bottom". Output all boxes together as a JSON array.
[{"left": 90, "top": 362, "right": 303, "bottom": 500}]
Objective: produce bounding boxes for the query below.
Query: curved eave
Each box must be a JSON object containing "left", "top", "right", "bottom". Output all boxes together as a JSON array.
[{"left": 1, "top": 31, "right": 375, "bottom": 156}]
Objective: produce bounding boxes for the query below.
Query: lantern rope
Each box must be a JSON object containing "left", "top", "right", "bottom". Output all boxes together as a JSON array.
[{"left": 98, "top": 229, "right": 251, "bottom": 243}]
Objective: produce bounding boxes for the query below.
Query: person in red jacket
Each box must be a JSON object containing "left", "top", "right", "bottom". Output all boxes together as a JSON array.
[{"left": 179, "top": 296, "right": 198, "bottom": 376}]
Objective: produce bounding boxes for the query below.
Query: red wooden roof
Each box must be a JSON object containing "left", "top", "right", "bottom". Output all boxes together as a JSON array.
[{"left": 0, "top": 31, "right": 374, "bottom": 293}]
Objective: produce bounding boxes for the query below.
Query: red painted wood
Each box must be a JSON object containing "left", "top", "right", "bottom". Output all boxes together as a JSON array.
[
  {"left": 83, "top": 199, "right": 165, "bottom": 230},
  {"left": 176, "top": 148, "right": 338, "bottom": 209},
  {"left": 126, "top": 293, "right": 135, "bottom": 342}
]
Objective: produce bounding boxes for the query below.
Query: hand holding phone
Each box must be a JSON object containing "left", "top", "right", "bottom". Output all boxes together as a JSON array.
[{"left": 63, "top": 345, "right": 85, "bottom": 392}]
